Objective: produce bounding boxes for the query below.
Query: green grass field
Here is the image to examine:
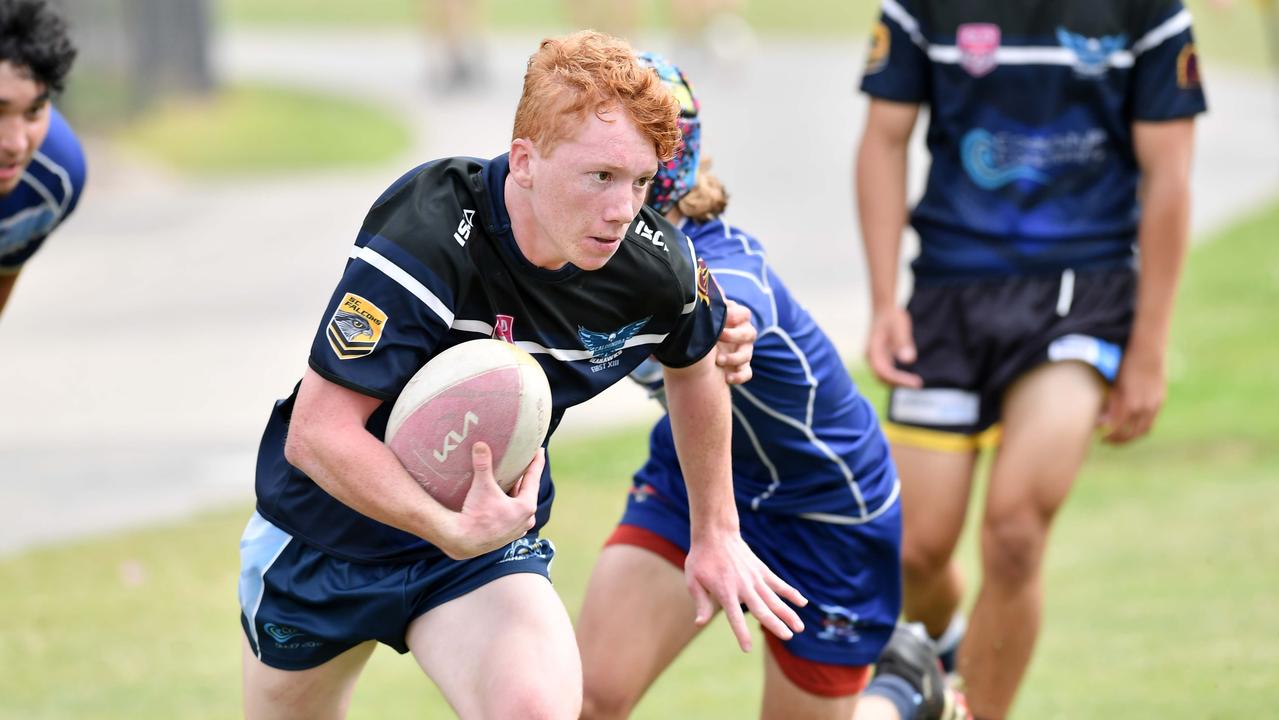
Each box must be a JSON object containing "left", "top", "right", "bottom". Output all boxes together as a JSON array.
[
  {"left": 219, "top": 0, "right": 1279, "bottom": 71},
  {"left": 114, "top": 83, "right": 412, "bottom": 176},
  {"left": 1, "top": 201, "right": 1276, "bottom": 717}
]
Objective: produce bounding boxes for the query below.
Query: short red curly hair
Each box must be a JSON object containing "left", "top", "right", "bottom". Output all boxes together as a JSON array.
[{"left": 512, "top": 30, "right": 682, "bottom": 163}]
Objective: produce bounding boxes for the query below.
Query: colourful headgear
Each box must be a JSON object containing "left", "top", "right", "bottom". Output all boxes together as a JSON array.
[{"left": 637, "top": 52, "right": 701, "bottom": 215}]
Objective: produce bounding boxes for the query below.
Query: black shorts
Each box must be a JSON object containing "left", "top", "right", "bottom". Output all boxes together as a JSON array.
[{"left": 885, "top": 267, "right": 1134, "bottom": 446}]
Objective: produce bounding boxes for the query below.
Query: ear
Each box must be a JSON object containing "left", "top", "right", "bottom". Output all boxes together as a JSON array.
[{"left": 508, "top": 138, "right": 536, "bottom": 189}]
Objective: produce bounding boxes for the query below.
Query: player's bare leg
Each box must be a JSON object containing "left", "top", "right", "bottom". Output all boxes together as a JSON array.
[
  {"left": 578, "top": 544, "right": 705, "bottom": 719},
  {"left": 242, "top": 637, "right": 376, "bottom": 720},
  {"left": 408, "top": 573, "right": 580, "bottom": 720},
  {"left": 895, "top": 444, "right": 979, "bottom": 639},
  {"left": 961, "top": 361, "right": 1105, "bottom": 719},
  {"left": 760, "top": 648, "right": 859, "bottom": 720}
]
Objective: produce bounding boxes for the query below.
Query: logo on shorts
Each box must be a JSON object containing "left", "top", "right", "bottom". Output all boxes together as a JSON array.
[
  {"left": 263, "top": 623, "right": 305, "bottom": 644},
  {"left": 957, "top": 23, "right": 1000, "bottom": 77},
  {"left": 1056, "top": 28, "right": 1127, "bottom": 78},
  {"left": 327, "top": 292, "right": 388, "bottom": 359},
  {"left": 500, "top": 537, "right": 554, "bottom": 564},
  {"left": 629, "top": 483, "right": 658, "bottom": 503},
  {"left": 816, "top": 605, "right": 861, "bottom": 643}
]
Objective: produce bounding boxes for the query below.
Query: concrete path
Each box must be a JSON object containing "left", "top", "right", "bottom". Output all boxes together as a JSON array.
[{"left": 1, "top": 29, "right": 1275, "bottom": 555}]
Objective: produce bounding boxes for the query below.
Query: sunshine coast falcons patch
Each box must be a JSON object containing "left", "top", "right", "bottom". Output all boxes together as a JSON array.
[{"left": 327, "top": 292, "right": 388, "bottom": 359}]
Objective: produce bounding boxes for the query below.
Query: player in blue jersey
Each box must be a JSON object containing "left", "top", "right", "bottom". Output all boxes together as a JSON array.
[
  {"left": 0, "top": 0, "right": 85, "bottom": 318},
  {"left": 238, "top": 31, "right": 802, "bottom": 719},
  {"left": 856, "top": 1, "right": 1205, "bottom": 717},
  {"left": 576, "top": 53, "right": 965, "bottom": 720}
]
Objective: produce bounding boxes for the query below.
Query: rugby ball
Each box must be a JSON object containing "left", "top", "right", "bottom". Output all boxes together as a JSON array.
[{"left": 386, "top": 339, "right": 552, "bottom": 511}]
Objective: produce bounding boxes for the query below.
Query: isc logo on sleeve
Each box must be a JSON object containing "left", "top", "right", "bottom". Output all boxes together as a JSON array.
[{"left": 327, "top": 293, "right": 389, "bottom": 359}]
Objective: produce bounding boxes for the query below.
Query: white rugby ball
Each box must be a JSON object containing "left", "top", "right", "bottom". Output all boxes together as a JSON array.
[{"left": 386, "top": 339, "right": 552, "bottom": 511}]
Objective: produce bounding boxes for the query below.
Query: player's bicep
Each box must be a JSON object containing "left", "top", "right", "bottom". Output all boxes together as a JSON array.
[
  {"left": 1132, "top": 118, "right": 1195, "bottom": 180},
  {"left": 293, "top": 368, "right": 385, "bottom": 432}
]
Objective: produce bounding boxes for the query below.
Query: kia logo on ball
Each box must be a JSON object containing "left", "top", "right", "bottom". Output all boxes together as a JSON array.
[{"left": 433, "top": 411, "right": 480, "bottom": 463}]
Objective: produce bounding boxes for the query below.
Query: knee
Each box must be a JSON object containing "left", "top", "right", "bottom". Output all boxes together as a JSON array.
[
  {"left": 487, "top": 684, "right": 582, "bottom": 720},
  {"left": 580, "top": 679, "right": 639, "bottom": 720},
  {"left": 900, "top": 533, "right": 954, "bottom": 582},
  {"left": 980, "top": 514, "right": 1048, "bottom": 587}
]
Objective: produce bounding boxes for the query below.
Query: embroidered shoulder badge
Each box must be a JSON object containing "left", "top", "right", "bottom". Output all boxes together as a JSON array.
[
  {"left": 1177, "top": 43, "right": 1201, "bottom": 89},
  {"left": 866, "top": 22, "right": 891, "bottom": 75},
  {"left": 327, "top": 292, "right": 388, "bottom": 360}
]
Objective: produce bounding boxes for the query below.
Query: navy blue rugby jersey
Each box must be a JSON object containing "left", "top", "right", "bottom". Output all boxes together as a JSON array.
[
  {"left": 860, "top": 0, "right": 1207, "bottom": 282},
  {"left": 0, "top": 107, "right": 86, "bottom": 271},
  {"left": 255, "top": 154, "right": 727, "bottom": 563},
  {"left": 636, "top": 218, "right": 898, "bottom": 521}
]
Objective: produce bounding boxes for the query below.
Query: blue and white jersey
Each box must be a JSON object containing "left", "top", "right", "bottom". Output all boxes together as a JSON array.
[
  {"left": 637, "top": 218, "right": 898, "bottom": 521},
  {"left": 255, "top": 154, "right": 727, "bottom": 563},
  {"left": 860, "top": 0, "right": 1207, "bottom": 282},
  {"left": 0, "top": 107, "right": 86, "bottom": 272}
]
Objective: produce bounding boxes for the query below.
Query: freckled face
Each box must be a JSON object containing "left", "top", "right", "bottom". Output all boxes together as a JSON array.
[
  {"left": 0, "top": 62, "right": 51, "bottom": 196},
  {"left": 520, "top": 108, "right": 658, "bottom": 271}
]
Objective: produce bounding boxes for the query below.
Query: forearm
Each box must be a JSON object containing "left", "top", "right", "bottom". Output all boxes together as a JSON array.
[
  {"left": 663, "top": 353, "right": 737, "bottom": 538},
  {"left": 1130, "top": 168, "right": 1192, "bottom": 362},
  {"left": 288, "top": 425, "right": 455, "bottom": 541}
]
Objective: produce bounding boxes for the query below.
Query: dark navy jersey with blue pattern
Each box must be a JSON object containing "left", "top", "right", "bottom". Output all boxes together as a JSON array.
[
  {"left": 0, "top": 107, "right": 86, "bottom": 271},
  {"left": 859, "top": 0, "right": 1207, "bottom": 282},
  {"left": 637, "top": 218, "right": 897, "bottom": 520},
  {"left": 255, "top": 154, "right": 726, "bottom": 563}
]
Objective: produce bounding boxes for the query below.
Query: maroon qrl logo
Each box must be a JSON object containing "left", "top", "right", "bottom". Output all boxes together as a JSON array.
[
  {"left": 958, "top": 23, "right": 1000, "bottom": 78},
  {"left": 493, "top": 314, "right": 515, "bottom": 344}
]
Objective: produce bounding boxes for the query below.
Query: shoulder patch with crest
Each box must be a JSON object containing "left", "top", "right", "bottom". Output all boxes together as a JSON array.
[
  {"left": 696, "top": 257, "right": 717, "bottom": 307},
  {"left": 1177, "top": 42, "right": 1201, "bottom": 89},
  {"left": 327, "top": 293, "right": 388, "bottom": 359},
  {"left": 866, "top": 22, "right": 891, "bottom": 75}
]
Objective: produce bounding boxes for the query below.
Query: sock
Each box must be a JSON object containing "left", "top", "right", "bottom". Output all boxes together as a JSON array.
[{"left": 864, "top": 673, "right": 922, "bottom": 720}]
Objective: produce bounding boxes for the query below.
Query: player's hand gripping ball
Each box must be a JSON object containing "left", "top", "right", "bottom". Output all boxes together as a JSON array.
[{"left": 386, "top": 339, "right": 552, "bottom": 511}]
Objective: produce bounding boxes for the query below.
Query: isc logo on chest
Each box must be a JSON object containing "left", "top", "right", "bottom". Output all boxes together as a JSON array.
[{"left": 433, "top": 411, "right": 479, "bottom": 462}]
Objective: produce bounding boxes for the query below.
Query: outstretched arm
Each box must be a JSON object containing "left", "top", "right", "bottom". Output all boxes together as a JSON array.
[
  {"left": 662, "top": 352, "right": 806, "bottom": 652},
  {"left": 1101, "top": 118, "right": 1196, "bottom": 443}
]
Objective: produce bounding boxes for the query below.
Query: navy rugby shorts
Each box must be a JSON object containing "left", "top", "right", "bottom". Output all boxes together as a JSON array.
[
  {"left": 607, "top": 451, "right": 902, "bottom": 696},
  {"left": 886, "top": 266, "right": 1135, "bottom": 446},
  {"left": 238, "top": 511, "right": 555, "bottom": 670}
]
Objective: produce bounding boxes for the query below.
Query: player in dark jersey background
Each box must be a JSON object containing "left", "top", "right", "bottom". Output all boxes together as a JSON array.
[
  {"left": 238, "top": 30, "right": 802, "bottom": 719},
  {"left": 0, "top": 0, "right": 85, "bottom": 318},
  {"left": 856, "top": 1, "right": 1205, "bottom": 718},
  {"left": 576, "top": 53, "right": 967, "bottom": 720}
]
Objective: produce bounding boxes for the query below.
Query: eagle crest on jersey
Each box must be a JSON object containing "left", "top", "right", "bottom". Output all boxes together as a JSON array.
[
  {"left": 578, "top": 317, "right": 650, "bottom": 364},
  {"left": 327, "top": 292, "right": 388, "bottom": 359}
]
